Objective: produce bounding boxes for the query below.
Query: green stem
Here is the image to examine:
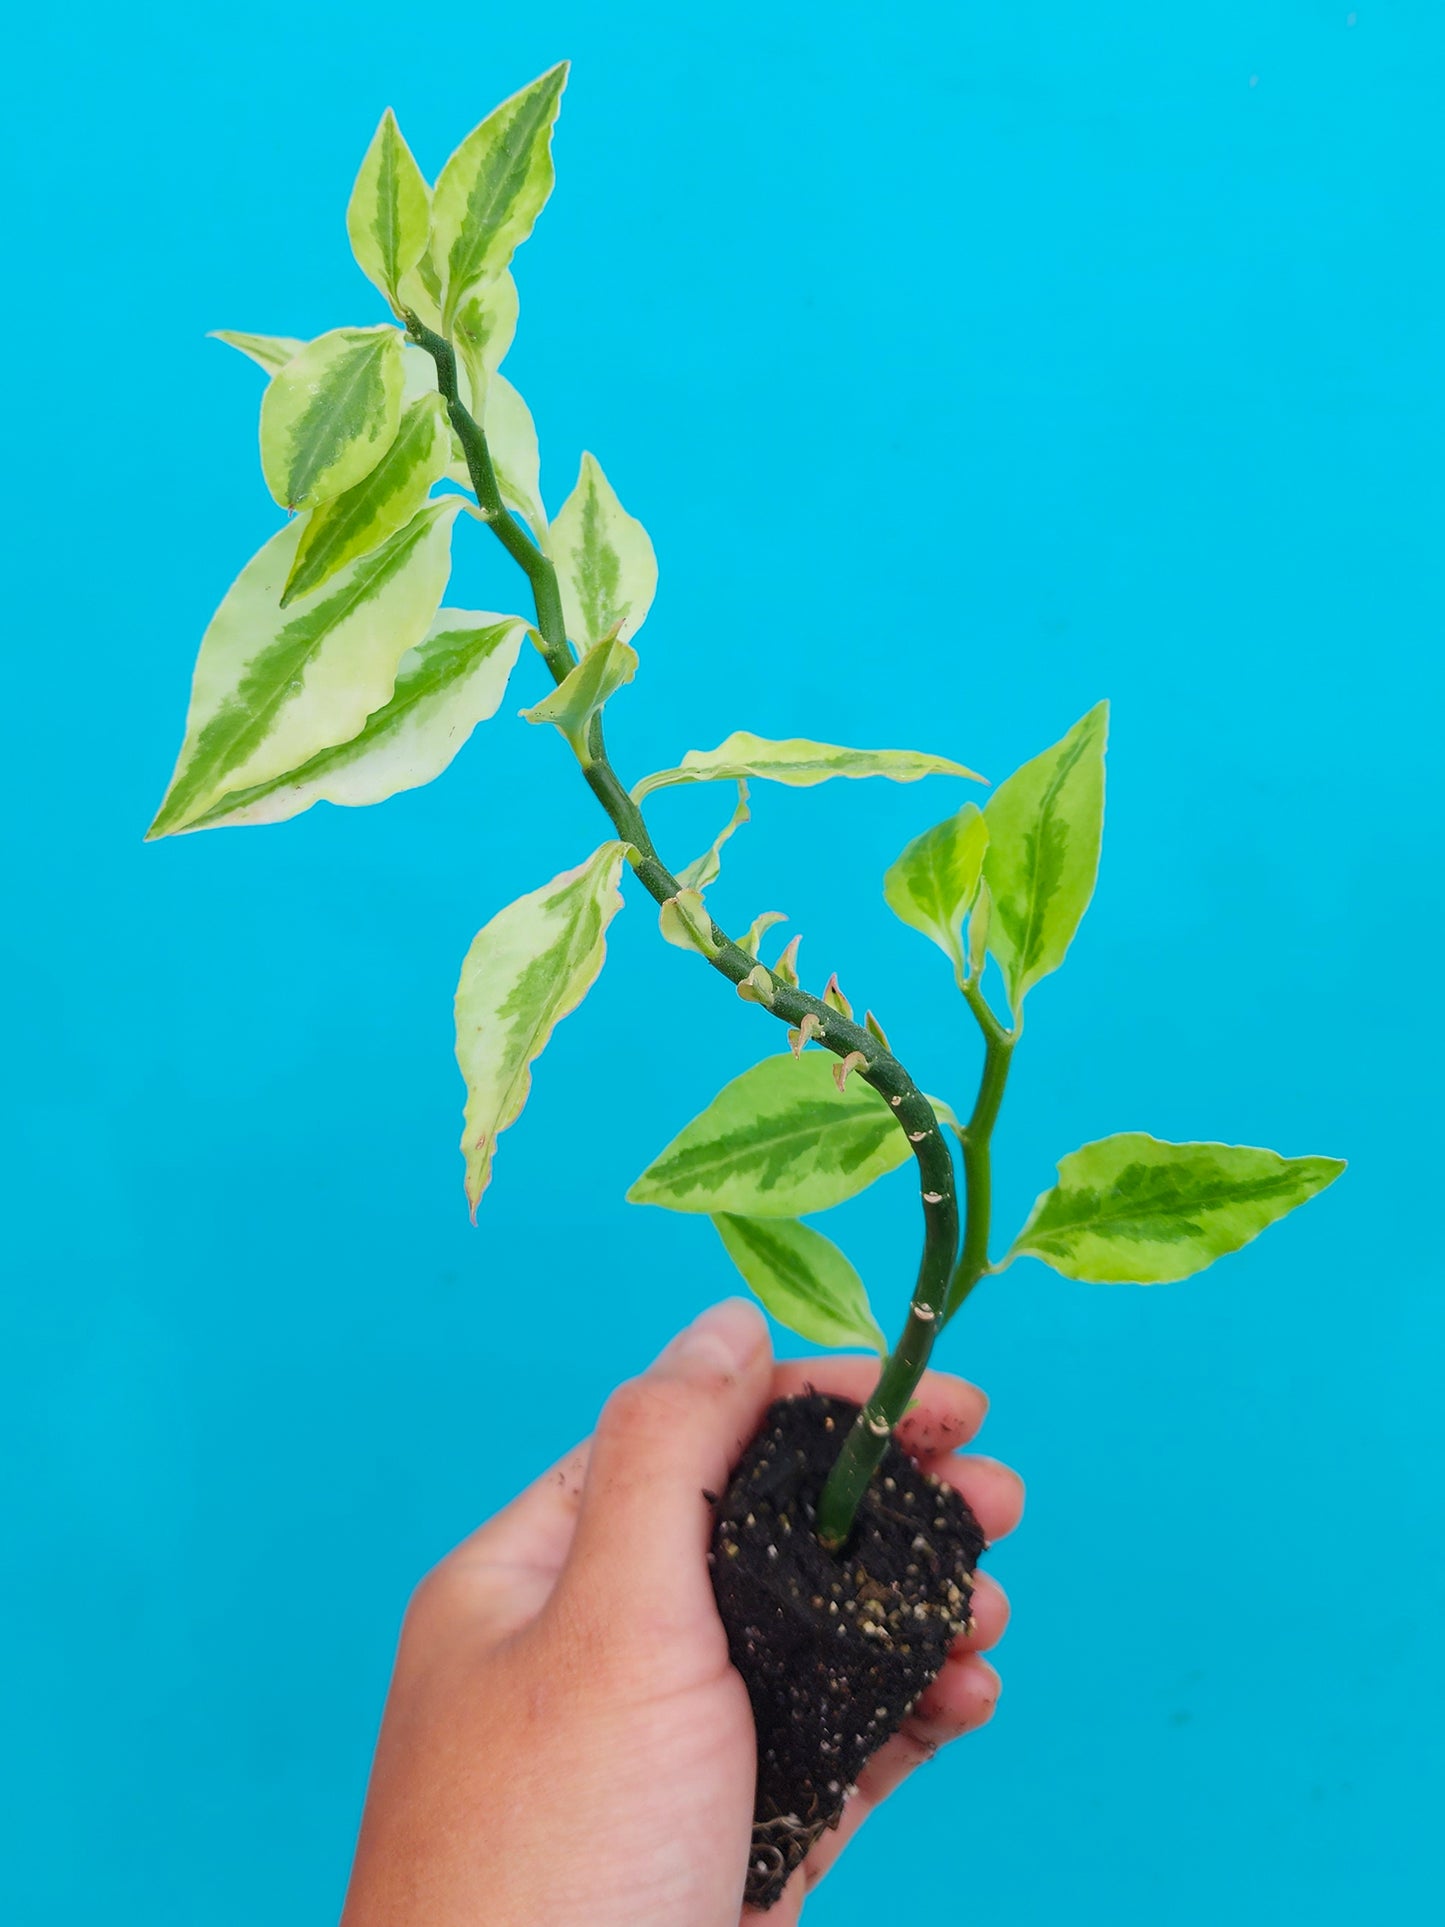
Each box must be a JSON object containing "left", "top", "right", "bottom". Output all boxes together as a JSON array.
[
  {"left": 942, "top": 981, "right": 1017, "bottom": 1325},
  {"left": 407, "top": 315, "right": 958, "bottom": 1546}
]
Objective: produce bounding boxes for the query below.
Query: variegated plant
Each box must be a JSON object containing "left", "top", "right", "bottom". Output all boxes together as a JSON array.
[{"left": 149, "top": 65, "right": 1344, "bottom": 1546}]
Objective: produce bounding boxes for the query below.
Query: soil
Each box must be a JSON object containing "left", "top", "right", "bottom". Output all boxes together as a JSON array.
[{"left": 709, "top": 1393, "right": 986, "bottom": 1911}]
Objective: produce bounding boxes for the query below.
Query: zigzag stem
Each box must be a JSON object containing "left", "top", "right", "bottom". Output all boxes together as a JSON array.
[{"left": 407, "top": 314, "right": 957, "bottom": 1545}]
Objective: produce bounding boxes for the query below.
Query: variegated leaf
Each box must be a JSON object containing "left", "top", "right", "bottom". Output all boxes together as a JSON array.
[
  {"left": 627, "top": 1052, "right": 912, "bottom": 1218},
  {"left": 397, "top": 246, "right": 445, "bottom": 330},
  {"left": 148, "top": 498, "right": 463, "bottom": 838},
  {"left": 544, "top": 453, "right": 658, "bottom": 648},
  {"left": 431, "top": 62, "right": 568, "bottom": 328},
  {"left": 259, "top": 325, "right": 404, "bottom": 511},
  {"left": 454, "top": 273, "right": 520, "bottom": 416},
  {"left": 712, "top": 1214, "right": 886, "bottom": 1352},
  {"left": 483, "top": 372, "right": 546, "bottom": 537},
  {"left": 188, "top": 610, "right": 528, "bottom": 831},
  {"left": 282, "top": 392, "right": 452, "bottom": 605},
  {"left": 1009, "top": 1134, "right": 1345, "bottom": 1284},
  {"left": 521, "top": 636, "right": 638, "bottom": 758},
  {"left": 676, "top": 782, "right": 750, "bottom": 892},
  {"left": 658, "top": 888, "right": 718, "bottom": 956},
  {"left": 884, "top": 802, "right": 990, "bottom": 975},
  {"left": 456, "top": 841, "right": 628, "bottom": 1212},
  {"left": 984, "top": 701, "right": 1108, "bottom": 1014},
  {"left": 634, "top": 732, "right": 984, "bottom": 801},
  {"left": 347, "top": 108, "right": 431, "bottom": 307},
  {"left": 211, "top": 329, "right": 306, "bottom": 375}
]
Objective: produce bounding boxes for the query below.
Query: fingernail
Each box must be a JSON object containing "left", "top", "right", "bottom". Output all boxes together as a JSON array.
[{"left": 656, "top": 1298, "right": 767, "bottom": 1377}]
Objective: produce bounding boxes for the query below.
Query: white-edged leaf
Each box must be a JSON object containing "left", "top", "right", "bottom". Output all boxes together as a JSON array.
[
  {"left": 454, "top": 273, "right": 520, "bottom": 416},
  {"left": 148, "top": 498, "right": 463, "bottom": 838},
  {"left": 627, "top": 1052, "right": 912, "bottom": 1218},
  {"left": 521, "top": 636, "right": 638, "bottom": 758},
  {"left": 259, "top": 325, "right": 404, "bottom": 510},
  {"left": 456, "top": 840, "right": 628, "bottom": 1212},
  {"left": 397, "top": 245, "right": 445, "bottom": 330},
  {"left": 884, "top": 802, "right": 989, "bottom": 974},
  {"left": 484, "top": 372, "right": 546, "bottom": 537},
  {"left": 347, "top": 108, "right": 430, "bottom": 306},
  {"left": 713, "top": 1214, "right": 886, "bottom": 1352},
  {"left": 984, "top": 701, "right": 1108, "bottom": 1014},
  {"left": 210, "top": 330, "right": 306, "bottom": 375},
  {"left": 431, "top": 62, "right": 568, "bottom": 328},
  {"left": 544, "top": 452, "right": 658, "bottom": 648},
  {"left": 281, "top": 392, "right": 452, "bottom": 605},
  {"left": 187, "top": 610, "right": 528, "bottom": 831},
  {"left": 634, "top": 731, "right": 984, "bottom": 801},
  {"left": 1008, "top": 1133, "right": 1346, "bottom": 1284}
]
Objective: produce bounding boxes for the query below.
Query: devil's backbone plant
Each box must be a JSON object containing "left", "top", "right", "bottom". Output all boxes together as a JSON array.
[{"left": 149, "top": 64, "right": 1343, "bottom": 1910}]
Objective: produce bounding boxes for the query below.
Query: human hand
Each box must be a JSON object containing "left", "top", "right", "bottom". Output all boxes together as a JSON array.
[{"left": 340, "top": 1298, "right": 1024, "bottom": 1926}]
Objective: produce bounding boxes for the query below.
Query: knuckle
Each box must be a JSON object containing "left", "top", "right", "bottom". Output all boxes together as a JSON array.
[{"left": 598, "top": 1371, "right": 694, "bottom": 1445}]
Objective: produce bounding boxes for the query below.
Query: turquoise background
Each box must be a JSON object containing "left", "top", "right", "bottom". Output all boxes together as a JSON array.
[{"left": 3, "top": 4, "right": 1439, "bottom": 1920}]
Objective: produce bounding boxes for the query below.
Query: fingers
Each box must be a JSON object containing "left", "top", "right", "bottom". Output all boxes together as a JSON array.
[
  {"left": 556, "top": 1299, "right": 774, "bottom": 1642},
  {"left": 770, "top": 1355, "right": 989, "bottom": 1460},
  {"left": 928, "top": 1452, "right": 1026, "bottom": 1545},
  {"left": 799, "top": 1655, "right": 1004, "bottom": 1891}
]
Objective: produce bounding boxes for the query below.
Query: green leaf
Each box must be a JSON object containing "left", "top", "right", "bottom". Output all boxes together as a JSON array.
[
  {"left": 456, "top": 840, "right": 628, "bottom": 1212},
  {"left": 712, "top": 1214, "right": 886, "bottom": 1352},
  {"left": 186, "top": 610, "right": 528, "bottom": 832},
  {"left": 633, "top": 731, "right": 984, "bottom": 802},
  {"left": 281, "top": 392, "right": 452, "bottom": 605},
  {"left": 259, "top": 325, "right": 404, "bottom": 511},
  {"left": 984, "top": 701, "right": 1108, "bottom": 1015},
  {"left": 676, "top": 782, "right": 750, "bottom": 891},
  {"left": 211, "top": 329, "right": 306, "bottom": 375},
  {"left": 454, "top": 272, "right": 520, "bottom": 416},
  {"left": 148, "top": 498, "right": 463, "bottom": 838},
  {"left": 883, "top": 802, "right": 989, "bottom": 975},
  {"left": 521, "top": 635, "right": 638, "bottom": 758},
  {"left": 627, "top": 1051, "right": 913, "bottom": 1218},
  {"left": 347, "top": 108, "right": 431, "bottom": 307},
  {"left": 430, "top": 62, "right": 569, "bottom": 328},
  {"left": 1008, "top": 1133, "right": 1346, "bottom": 1284},
  {"left": 543, "top": 452, "right": 658, "bottom": 649},
  {"left": 397, "top": 245, "right": 445, "bottom": 330}
]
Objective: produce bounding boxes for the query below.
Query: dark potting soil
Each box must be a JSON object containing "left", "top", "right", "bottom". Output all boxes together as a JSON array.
[{"left": 710, "top": 1393, "right": 986, "bottom": 1912}]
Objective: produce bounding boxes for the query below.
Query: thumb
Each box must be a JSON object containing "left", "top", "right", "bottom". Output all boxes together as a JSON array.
[{"left": 557, "top": 1298, "right": 773, "bottom": 1640}]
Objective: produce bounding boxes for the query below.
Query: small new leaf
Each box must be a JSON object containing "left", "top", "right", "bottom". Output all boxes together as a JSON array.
[
  {"left": 430, "top": 62, "right": 568, "bottom": 328},
  {"left": 453, "top": 273, "right": 520, "bottom": 417},
  {"left": 211, "top": 330, "right": 306, "bottom": 375},
  {"left": 456, "top": 841, "right": 628, "bottom": 1213},
  {"left": 282, "top": 392, "right": 451, "bottom": 605},
  {"left": 772, "top": 934, "right": 802, "bottom": 986},
  {"left": 740, "top": 911, "right": 787, "bottom": 956},
  {"left": 676, "top": 782, "right": 750, "bottom": 892},
  {"left": 985, "top": 701, "right": 1108, "bottom": 1015},
  {"left": 148, "top": 499, "right": 463, "bottom": 838},
  {"left": 1008, "top": 1133, "right": 1345, "bottom": 1284},
  {"left": 712, "top": 1215, "right": 886, "bottom": 1353},
  {"left": 259, "top": 325, "right": 404, "bottom": 511},
  {"left": 822, "top": 973, "right": 853, "bottom": 1019},
  {"left": 659, "top": 889, "right": 718, "bottom": 957},
  {"left": 187, "top": 611, "right": 528, "bottom": 831},
  {"left": 737, "top": 965, "right": 776, "bottom": 1007},
  {"left": 627, "top": 1052, "right": 914, "bottom": 1218},
  {"left": 544, "top": 453, "right": 658, "bottom": 649},
  {"left": 347, "top": 108, "right": 430, "bottom": 307},
  {"left": 633, "top": 732, "right": 983, "bottom": 801},
  {"left": 884, "top": 801, "right": 989, "bottom": 976},
  {"left": 833, "top": 1050, "right": 868, "bottom": 1092},
  {"left": 522, "top": 635, "right": 638, "bottom": 760}
]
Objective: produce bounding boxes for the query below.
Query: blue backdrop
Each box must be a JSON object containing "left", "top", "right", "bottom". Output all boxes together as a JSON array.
[{"left": 3, "top": 4, "right": 1438, "bottom": 1921}]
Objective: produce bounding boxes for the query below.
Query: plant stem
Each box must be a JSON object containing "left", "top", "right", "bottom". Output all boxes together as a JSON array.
[
  {"left": 942, "top": 981, "right": 1017, "bottom": 1325},
  {"left": 408, "top": 315, "right": 958, "bottom": 1545}
]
